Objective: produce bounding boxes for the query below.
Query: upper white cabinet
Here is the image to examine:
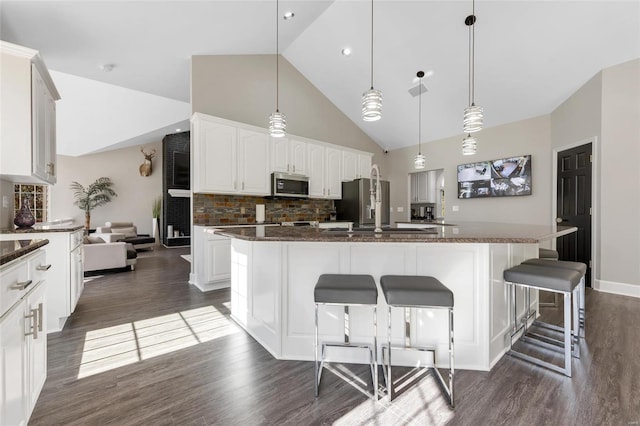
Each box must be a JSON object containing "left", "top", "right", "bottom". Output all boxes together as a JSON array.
[
  {"left": 308, "top": 144, "right": 342, "bottom": 199},
  {"left": 0, "top": 42, "right": 60, "bottom": 185},
  {"left": 191, "top": 113, "right": 373, "bottom": 199},
  {"left": 410, "top": 170, "right": 438, "bottom": 203},
  {"left": 343, "top": 151, "right": 373, "bottom": 182},
  {"left": 271, "top": 137, "right": 307, "bottom": 175},
  {"left": 192, "top": 114, "right": 270, "bottom": 196}
]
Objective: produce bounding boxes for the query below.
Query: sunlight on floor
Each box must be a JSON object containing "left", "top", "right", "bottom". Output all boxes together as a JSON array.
[{"left": 78, "top": 305, "right": 239, "bottom": 379}]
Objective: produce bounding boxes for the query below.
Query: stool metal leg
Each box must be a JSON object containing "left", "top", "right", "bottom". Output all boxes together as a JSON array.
[
  {"left": 373, "top": 306, "right": 378, "bottom": 400},
  {"left": 579, "top": 276, "right": 586, "bottom": 338},
  {"left": 315, "top": 303, "right": 319, "bottom": 397},
  {"left": 387, "top": 305, "right": 393, "bottom": 400},
  {"left": 563, "top": 292, "right": 572, "bottom": 377},
  {"left": 449, "top": 307, "right": 455, "bottom": 408}
]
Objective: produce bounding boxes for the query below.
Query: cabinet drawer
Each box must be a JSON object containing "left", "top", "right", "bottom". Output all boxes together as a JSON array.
[
  {"left": 0, "top": 258, "right": 29, "bottom": 319},
  {"left": 27, "top": 250, "right": 49, "bottom": 287}
]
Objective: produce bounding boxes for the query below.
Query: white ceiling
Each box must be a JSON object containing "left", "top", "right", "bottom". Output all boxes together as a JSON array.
[{"left": 2, "top": 1, "right": 639, "bottom": 155}]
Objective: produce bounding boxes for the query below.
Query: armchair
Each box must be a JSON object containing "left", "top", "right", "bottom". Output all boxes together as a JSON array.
[{"left": 83, "top": 238, "right": 137, "bottom": 273}]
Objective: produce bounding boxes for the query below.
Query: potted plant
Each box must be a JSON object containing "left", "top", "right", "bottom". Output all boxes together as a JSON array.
[
  {"left": 70, "top": 177, "right": 117, "bottom": 232},
  {"left": 152, "top": 196, "right": 162, "bottom": 243}
]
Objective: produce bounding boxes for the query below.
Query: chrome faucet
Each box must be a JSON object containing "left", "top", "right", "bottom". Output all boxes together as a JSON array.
[{"left": 370, "top": 164, "right": 383, "bottom": 233}]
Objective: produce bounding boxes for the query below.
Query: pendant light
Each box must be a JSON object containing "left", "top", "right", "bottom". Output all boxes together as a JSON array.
[
  {"left": 414, "top": 71, "right": 426, "bottom": 169},
  {"left": 269, "top": 0, "right": 286, "bottom": 137},
  {"left": 362, "top": 0, "right": 382, "bottom": 122},
  {"left": 463, "top": 0, "right": 483, "bottom": 135},
  {"left": 462, "top": 134, "right": 477, "bottom": 155}
]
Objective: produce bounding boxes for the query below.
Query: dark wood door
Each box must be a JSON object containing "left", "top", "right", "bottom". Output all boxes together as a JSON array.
[{"left": 557, "top": 143, "right": 592, "bottom": 286}]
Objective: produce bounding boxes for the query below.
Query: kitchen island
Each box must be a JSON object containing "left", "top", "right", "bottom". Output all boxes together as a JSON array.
[{"left": 216, "top": 222, "right": 577, "bottom": 371}]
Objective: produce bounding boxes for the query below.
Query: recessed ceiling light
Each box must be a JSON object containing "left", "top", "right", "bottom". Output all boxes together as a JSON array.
[
  {"left": 341, "top": 47, "right": 352, "bottom": 56},
  {"left": 99, "top": 64, "right": 115, "bottom": 72},
  {"left": 283, "top": 11, "right": 294, "bottom": 20},
  {"left": 175, "top": 128, "right": 181, "bottom": 132}
]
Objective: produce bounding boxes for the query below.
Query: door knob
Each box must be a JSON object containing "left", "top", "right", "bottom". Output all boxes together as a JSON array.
[{"left": 556, "top": 218, "right": 564, "bottom": 223}]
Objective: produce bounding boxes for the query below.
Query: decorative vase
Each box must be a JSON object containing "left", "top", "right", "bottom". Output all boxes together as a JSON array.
[
  {"left": 152, "top": 217, "right": 159, "bottom": 244},
  {"left": 14, "top": 196, "right": 36, "bottom": 228}
]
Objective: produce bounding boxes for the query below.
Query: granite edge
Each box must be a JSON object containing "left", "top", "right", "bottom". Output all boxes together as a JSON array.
[{"left": 0, "top": 239, "right": 50, "bottom": 266}]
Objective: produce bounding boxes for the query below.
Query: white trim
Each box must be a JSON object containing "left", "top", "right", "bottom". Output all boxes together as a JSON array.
[
  {"left": 551, "top": 136, "right": 598, "bottom": 289},
  {"left": 594, "top": 280, "right": 640, "bottom": 298}
]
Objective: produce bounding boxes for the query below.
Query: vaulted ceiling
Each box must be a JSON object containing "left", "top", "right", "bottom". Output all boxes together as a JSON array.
[{"left": 2, "top": 1, "right": 638, "bottom": 156}]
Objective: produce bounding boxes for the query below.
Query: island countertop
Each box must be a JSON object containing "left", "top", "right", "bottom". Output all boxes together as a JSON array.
[
  {"left": 215, "top": 221, "right": 577, "bottom": 243},
  {"left": 0, "top": 224, "right": 85, "bottom": 234},
  {"left": 0, "top": 239, "right": 49, "bottom": 266}
]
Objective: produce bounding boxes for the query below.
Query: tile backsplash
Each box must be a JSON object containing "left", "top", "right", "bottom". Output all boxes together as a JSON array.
[{"left": 193, "top": 194, "right": 335, "bottom": 225}]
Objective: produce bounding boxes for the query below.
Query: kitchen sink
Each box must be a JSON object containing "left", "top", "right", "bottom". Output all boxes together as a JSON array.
[{"left": 322, "top": 227, "right": 438, "bottom": 234}]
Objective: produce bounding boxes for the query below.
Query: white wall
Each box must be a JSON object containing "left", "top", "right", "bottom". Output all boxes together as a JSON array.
[
  {"left": 385, "top": 115, "right": 552, "bottom": 225},
  {"left": 600, "top": 59, "right": 640, "bottom": 290},
  {"left": 49, "top": 142, "right": 163, "bottom": 234},
  {"left": 191, "top": 54, "right": 387, "bottom": 169}
]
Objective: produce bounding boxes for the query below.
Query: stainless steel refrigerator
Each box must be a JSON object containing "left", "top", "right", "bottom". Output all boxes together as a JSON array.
[{"left": 335, "top": 178, "right": 390, "bottom": 227}]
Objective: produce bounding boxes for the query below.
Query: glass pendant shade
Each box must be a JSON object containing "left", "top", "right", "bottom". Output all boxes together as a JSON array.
[
  {"left": 414, "top": 153, "right": 426, "bottom": 169},
  {"left": 362, "top": 88, "right": 382, "bottom": 122},
  {"left": 269, "top": 111, "right": 286, "bottom": 138},
  {"left": 462, "top": 134, "right": 477, "bottom": 155},
  {"left": 463, "top": 104, "right": 483, "bottom": 133}
]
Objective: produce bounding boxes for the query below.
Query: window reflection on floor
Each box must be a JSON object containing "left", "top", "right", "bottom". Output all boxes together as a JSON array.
[{"left": 78, "top": 305, "right": 238, "bottom": 379}]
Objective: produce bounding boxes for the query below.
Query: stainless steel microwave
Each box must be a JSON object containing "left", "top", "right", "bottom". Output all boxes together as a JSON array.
[{"left": 271, "top": 173, "right": 309, "bottom": 198}]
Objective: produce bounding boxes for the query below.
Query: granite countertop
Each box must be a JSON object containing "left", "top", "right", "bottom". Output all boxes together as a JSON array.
[
  {"left": 0, "top": 225, "right": 85, "bottom": 234},
  {"left": 396, "top": 219, "right": 452, "bottom": 225},
  {"left": 0, "top": 239, "right": 49, "bottom": 266},
  {"left": 214, "top": 222, "right": 578, "bottom": 243}
]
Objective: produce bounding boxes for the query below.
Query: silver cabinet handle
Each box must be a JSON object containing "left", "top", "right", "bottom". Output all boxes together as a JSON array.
[
  {"left": 242, "top": 182, "right": 245, "bottom": 190},
  {"left": 36, "top": 264, "right": 52, "bottom": 271},
  {"left": 25, "top": 308, "right": 38, "bottom": 339},
  {"left": 287, "top": 164, "right": 290, "bottom": 172},
  {"left": 11, "top": 280, "right": 33, "bottom": 290},
  {"left": 293, "top": 165, "right": 296, "bottom": 173},
  {"left": 328, "top": 189, "right": 331, "bottom": 196},
  {"left": 37, "top": 303, "right": 43, "bottom": 333}
]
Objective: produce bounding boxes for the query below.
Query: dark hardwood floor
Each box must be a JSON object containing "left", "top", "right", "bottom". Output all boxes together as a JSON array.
[{"left": 30, "top": 247, "right": 640, "bottom": 425}]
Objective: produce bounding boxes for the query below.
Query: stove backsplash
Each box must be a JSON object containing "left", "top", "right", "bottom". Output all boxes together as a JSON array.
[{"left": 193, "top": 194, "right": 335, "bottom": 225}]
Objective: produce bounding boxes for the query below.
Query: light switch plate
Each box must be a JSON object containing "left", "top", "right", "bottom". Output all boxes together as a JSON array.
[
  {"left": 397, "top": 206, "right": 404, "bottom": 212},
  {"left": 2, "top": 196, "right": 7, "bottom": 208},
  {"left": 452, "top": 205, "right": 459, "bottom": 212}
]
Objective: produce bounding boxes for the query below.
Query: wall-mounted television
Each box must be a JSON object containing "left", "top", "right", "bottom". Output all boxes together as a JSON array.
[
  {"left": 457, "top": 155, "right": 531, "bottom": 199},
  {"left": 173, "top": 151, "right": 190, "bottom": 189}
]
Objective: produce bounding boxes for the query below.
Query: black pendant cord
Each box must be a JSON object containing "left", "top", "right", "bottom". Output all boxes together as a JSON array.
[
  {"left": 370, "top": 0, "right": 374, "bottom": 90},
  {"left": 276, "top": 0, "right": 280, "bottom": 112},
  {"left": 418, "top": 74, "right": 422, "bottom": 155}
]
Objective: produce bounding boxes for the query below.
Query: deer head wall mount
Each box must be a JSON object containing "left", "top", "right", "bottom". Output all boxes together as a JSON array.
[{"left": 139, "top": 148, "right": 156, "bottom": 177}]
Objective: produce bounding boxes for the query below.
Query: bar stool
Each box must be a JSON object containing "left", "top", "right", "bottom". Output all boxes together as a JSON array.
[
  {"left": 522, "top": 258, "right": 587, "bottom": 339},
  {"left": 379, "top": 275, "right": 454, "bottom": 407},
  {"left": 503, "top": 264, "right": 582, "bottom": 376},
  {"left": 314, "top": 274, "right": 378, "bottom": 399},
  {"left": 538, "top": 248, "right": 559, "bottom": 260}
]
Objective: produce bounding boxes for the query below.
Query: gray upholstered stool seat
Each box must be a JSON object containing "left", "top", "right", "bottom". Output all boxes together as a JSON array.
[
  {"left": 314, "top": 274, "right": 378, "bottom": 305},
  {"left": 504, "top": 264, "right": 581, "bottom": 293},
  {"left": 379, "top": 275, "right": 454, "bottom": 407},
  {"left": 539, "top": 248, "right": 559, "bottom": 260},
  {"left": 380, "top": 275, "right": 453, "bottom": 308},
  {"left": 503, "top": 264, "right": 582, "bottom": 377},
  {"left": 314, "top": 274, "right": 378, "bottom": 399},
  {"left": 522, "top": 258, "right": 587, "bottom": 340}
]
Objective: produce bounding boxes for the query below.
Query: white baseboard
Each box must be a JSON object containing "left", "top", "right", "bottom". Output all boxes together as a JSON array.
[{"left": 594, "top": 279, "right": 640, "bottom": 298}]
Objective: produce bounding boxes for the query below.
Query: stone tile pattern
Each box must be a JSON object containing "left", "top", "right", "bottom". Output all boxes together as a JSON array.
[
  {"left": 193, "top": 194, "right": 335, "bottom": 225},
  {"left": 162, "top": 131, "right": 191, "bottom": 245}
]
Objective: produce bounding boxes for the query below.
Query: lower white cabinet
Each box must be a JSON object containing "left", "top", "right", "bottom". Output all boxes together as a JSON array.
[
  {"left": 0, "top": 249, "right": 48, "bottom": 426},
  {"left": 0, "top": 228, "right": 84, "bottom": 333},
  {"left": 190, "top": 226, "right": 232, "bottom": 292}
]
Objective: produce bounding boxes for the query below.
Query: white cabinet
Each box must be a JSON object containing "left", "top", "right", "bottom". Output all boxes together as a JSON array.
[
  {"left": 192, "top": 113, "right": 270, "bottom": 196},
  {"left": 0, "top": 249, "right": 48, "bottom": 426},
  {"left": 343, "top": 151, "right": 373, "bottom": 182},
  {"left": 308, "top": 144, "right": 342, "bottom": 199},
  {"left": 190, "top": 226, "right": 232, "bottom": 292},
  {"left": 0, "top": 228, "right": 84, "bottom": 333},
  {"left": 0, "top": 42, "right": 59, "bottom": 184},
  {"left": 325, "top": 147, "right": 342, "bottom": 199},
  {"left": 271, "top": 138, "right": 307, "bottom": 175},
  {"left": 237, "top": 129, "right": 270, "bottom": 194},
  {"left": 307, "top": 144, "right": 325, "bottom": 198}
]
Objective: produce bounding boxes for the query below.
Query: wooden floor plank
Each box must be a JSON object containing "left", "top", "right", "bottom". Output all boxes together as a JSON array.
[{"left": 29, "top": 247, "right": 640, "bottom": 425}]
